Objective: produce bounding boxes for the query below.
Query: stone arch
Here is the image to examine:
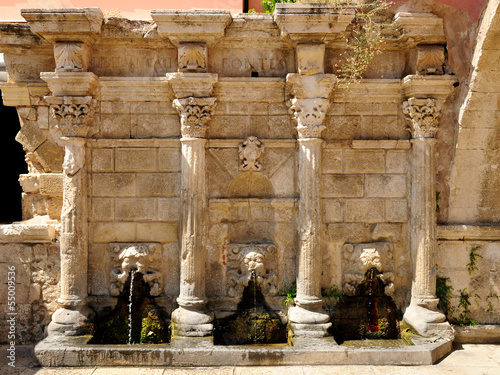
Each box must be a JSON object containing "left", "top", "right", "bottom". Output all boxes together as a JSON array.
[{"left": 448, "top": 0, "right": 500, "bottom": 223}]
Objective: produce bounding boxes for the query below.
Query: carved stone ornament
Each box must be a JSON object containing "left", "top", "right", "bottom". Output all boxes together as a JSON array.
[
  {"left": 226, "top": 244, "right": 278, "bottom": 298},
  {"left": 297, "top": 44, "right": 325, "bottom": 75},
  {"left": 173, "top": 97, "right": 216, "bottom": 138},
  {"left": 415, "top": 45, "right": 445, "bottom": 75},
  {"left": 54, "top": 42, "right": 89, "bottom": 72},
  {"left": 403, "top": 98, "right": 443, "bottom": 139},
  {"left": 63, "top": 141, "right": 86, "bottom": 176},
  {"left": 239, "top": 136, "right": 264, "bottom": 171},
  {"left": 341, "top": 242, "right": 395, "bottom": 297},
  {"left": 178, "top": 42, "right": 207, "bottom": 72},
  {"left": 288, "top": 97, "right": 329, "bottom": 139},
  {"left": 46, "top": 96, "right": 97, "bottom": 138},
  {"left": 109, "top": 243, "right": 163, "bottom": 297}
]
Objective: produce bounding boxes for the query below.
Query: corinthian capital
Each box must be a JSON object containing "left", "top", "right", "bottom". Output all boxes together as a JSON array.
[
  {"left": 402, "top": 98, "right": 443, "bottom": 139},
  {"left": 287, "top": 98, "right": 329, "bottom": 139},
  {"left": 46, "top": 96, "right": 97, "bottom": 138},
  {"left": 173, "top": 97, "right": 217, "bottom": 139}
]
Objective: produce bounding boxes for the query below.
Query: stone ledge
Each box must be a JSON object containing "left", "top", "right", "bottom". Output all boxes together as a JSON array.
[
  {"left": 454, "top": 325, "right": 500, "bottom": 344},
  {"left": 88, "top": 139, "right": 180, "bottom": 148},
  {"left": 208, "top": 138, "right": 296, "bottom": 148},
  {"left": 215, "top": 77, "right": 285, "bottom": 103},
  {"left": 0, "top": 217, "right": 56, "bottom": 243},
  {"left": 99, "top": 77, "right": 173, "bottom": 102},
  {"left": 437, "top": 225, "right": 500, "bottom": 241},
  {"left": 34, "top": 335, "right": 453, "bottom": 366}
]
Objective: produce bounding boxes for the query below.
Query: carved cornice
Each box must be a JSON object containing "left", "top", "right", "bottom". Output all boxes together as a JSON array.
[
  {"left": 166, "top": 72, "right": 218, "bottom": 99},
  {"left": 239, "top": 136, "right": 264, "bottom": 172},
  {"left": 40, "top": 71, "right": 98, "bottom": 97},
  {"left": 287, "top": 98, "right": 329, "bottom": 139},
  {"left": 286, "top": 73, "right": 336, "bottom": 99},
  {"left": 46, "top": 95, "right": 97, "bottom": 138},
  {"left": 173, "top": 97, "right": 216, "bottom": 139},
  {"left": 403, "top": 97, "right": 443, "bottom": 139}
]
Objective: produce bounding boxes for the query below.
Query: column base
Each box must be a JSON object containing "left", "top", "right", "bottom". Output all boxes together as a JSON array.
[
  {"left": 172, "top": 304, "right": 214, "bottom": 337},
  {"left": 288, "top": 301, "right": 331, "bottom": 337},
  {"left": 403, "top": 297, "right": 455, "bottom": 339},
  {"left": 47, "top": 304, "right": 94, "bottom": 336}
]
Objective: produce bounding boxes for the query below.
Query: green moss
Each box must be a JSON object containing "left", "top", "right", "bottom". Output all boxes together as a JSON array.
[{"left": 140, "top": 306, "right": 169, "bottom": 344}]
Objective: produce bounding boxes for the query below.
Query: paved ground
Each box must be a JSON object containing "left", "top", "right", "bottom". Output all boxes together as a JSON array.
[{"left": 1, "top": 343, "right": 499, "bottom": 374}]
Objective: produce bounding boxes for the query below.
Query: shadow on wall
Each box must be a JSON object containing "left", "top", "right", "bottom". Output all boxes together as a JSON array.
[{"left": 0, "top": 99, "right": 26, "bottom": 223}]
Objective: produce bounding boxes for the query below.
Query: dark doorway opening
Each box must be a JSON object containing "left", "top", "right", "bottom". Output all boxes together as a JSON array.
[{"left": 0, "top": 99, "right": 27, "bottom": 223}]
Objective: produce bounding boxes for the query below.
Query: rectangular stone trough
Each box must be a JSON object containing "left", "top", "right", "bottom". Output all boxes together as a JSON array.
[{"left": 34, "top": 336, "right": 453, "bottom": 367}]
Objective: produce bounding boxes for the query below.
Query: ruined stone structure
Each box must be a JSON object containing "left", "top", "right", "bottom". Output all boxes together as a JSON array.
[{"left": 0, "top": 0, "right": 499, "bottom": 367}]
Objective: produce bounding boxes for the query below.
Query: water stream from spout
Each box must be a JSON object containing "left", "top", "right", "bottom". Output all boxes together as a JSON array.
[
  {"left": 366, "top": 267, "right": 379, "bottom": 333},
  {"left": 251, "top": 270, "right": 257, "bottom": 344},
  {"left": 128, "top": 270, "right": 135, "bottom": 345}
]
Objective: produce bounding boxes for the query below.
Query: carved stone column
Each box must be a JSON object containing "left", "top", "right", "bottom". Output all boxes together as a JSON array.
[
  {"left": 168, "top": 72, "right": 217, "bottom": 336},
  {"left": 402, "top": 97, "right": 452, "bottom": 337},
  {"left": 286, "top": 44, "right": 336, "bottom": 337},
  {"left": 43, "top": 93, "right": 97, "bottom": 335}
]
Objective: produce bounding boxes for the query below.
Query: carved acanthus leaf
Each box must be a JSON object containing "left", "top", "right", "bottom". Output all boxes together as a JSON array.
[
  {"left": 54, "top": 42, "right": 89, "bottom": 72},
  {"left": 178, "top": 42, "right": 207, "bottom": 72},
  {"left": 173, "top": 97, "right": 216, "bottom": 138},
  {"left": 403, "top": 98, "right": 443, "bottom": 139},
  {"left": 287, "top": 98, "right": 329, "bottom": 139},
  {"left": 415, "top": 45, "right": 445, "bottom": 75},
  {"left": 226, "top": 244, "right": 278, "bottom": 299},
  {"left": 46, "top": 96, "right": 97, "bottom": 138},
  {"left": 109, "top": 243, "right": 163, "bottom": 297},
  {"left": 239, "top": 136, "right": 264, "bottom": 171}
]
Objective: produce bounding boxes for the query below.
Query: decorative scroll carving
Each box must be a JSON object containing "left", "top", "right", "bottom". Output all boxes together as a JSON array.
[
  {"left": 54, "top": 42, "right": 89, "bottom": 72},
  {"left": 415, "top": 45, "right": 445, "bottom": 75},
  {"left": 297, "top": 44, "right": 325, "bottom": 75},
  {"left": 46, "top": 96, "right": 97, "bottom": 138},
  {"left": 109, "top": 243, "right": 163, "bottom": 297},
  {"left": 178, "top": 42, "right": 207, "bottom": 73},
  {"left": 239, "top": 136, "right": 264, "bottom": 171},
  {"left": 226, "top": 244, "right": 278, "bottom": 298},
  {"left": 403, "top": 98, "right": 443, "bottom": 139},
  {"left": 342, "top": 242, "right": 395, "bottom": 297},
  {"left": 287, "top": 98, "right": 329, "bottom": 138},
  {"left": 173, "top": 97, "right": 216, "bottom": 138}
]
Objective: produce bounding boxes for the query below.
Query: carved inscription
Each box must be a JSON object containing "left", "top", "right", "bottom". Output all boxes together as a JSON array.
[
  {"left": 213, "top": 48, "right": 292, "bottom": 77},
  {"left": 91, "top": 48, "right": 176, "bottom": 76}
]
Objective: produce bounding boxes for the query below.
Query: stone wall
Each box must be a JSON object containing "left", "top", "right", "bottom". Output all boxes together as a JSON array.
[{"left": 0, "top": 2, "right": 499, "bottom": 343}]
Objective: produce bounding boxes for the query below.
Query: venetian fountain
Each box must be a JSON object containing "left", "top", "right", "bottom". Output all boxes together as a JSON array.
[{"left": 0, "top": 3, "right": 459, "bottom": 366}]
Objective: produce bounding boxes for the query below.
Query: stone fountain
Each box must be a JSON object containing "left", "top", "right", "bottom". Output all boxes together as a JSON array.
[{"left": 0, "top": 3, "right": 462, "bottom": 367}]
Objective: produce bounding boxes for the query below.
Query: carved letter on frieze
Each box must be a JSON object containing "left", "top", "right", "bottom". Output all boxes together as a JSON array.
[
  {"left": 173, "top": 97, "right": 216, "bottom": 139},
  {"left": 178, "top": 42, "right": 207, "bottom": 73},
  {"left": 46, "top": 96, "right": 97, "bottom": 138},
  {"left": 288, "top": 98, "right": 329, "bottom": 139},
  {"left": 342, "top": 242, "right": 395, "bottom": 297},
  {"left": 226, "top": 244, "right": 278, "bottom": 298},
  {"left": 239, "top": 136, "right": 264, "bottom": 171},
  {"left": 54, "top": 42, "right": 89, "bottom": 72},
  {"left": 109, "top": 243, "right": 163, "bottom": 297},
  {"left": 416, "top": 45, "right": 445, "bottom": 75},
  {"left": 402, "top": 98, "right": 443, "bottom": 139}
]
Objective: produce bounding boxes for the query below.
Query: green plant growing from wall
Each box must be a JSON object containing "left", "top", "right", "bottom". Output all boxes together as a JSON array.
[
  {"left": 466, "top": 246, "right": 482, "bottom": 275},
  {"left": 260, "top": 1, "right": 393, "bottom": 86},
  {"left": 435, "top": 191, "right": 441, "bottom": 213},
  {"left": 281, "top": 280, "right": 297, "bottom": 307},
  {"left": 486, "top": 293, "right": 499, "bottom": 312},
  {"left": 436, "top": 275, "right": 453, "bottom": 316},
  {"left": 454, "top": 288, "right": 480, "bottom": 326}
]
